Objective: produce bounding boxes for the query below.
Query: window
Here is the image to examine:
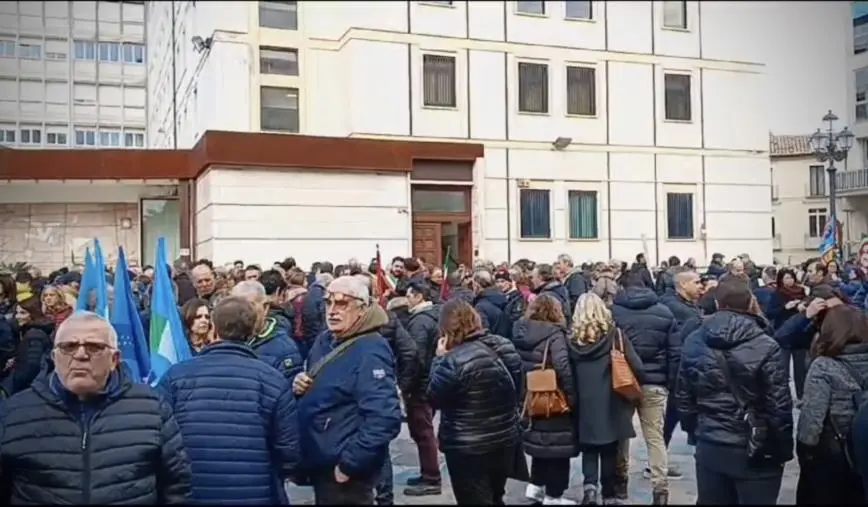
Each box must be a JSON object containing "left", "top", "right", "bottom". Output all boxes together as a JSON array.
[
  {"left": 666, "top": 192, "right": 694, "bottom": 239},
  {"left": 565, "top": 1, "right": 592, "bottom": 19},
  {"left": 664, "top": 73, "right": 692, "bottom": 121},
  {"left": 663, "top": 0, "right": 687, "bottom": 29},
  {"left": 0, "top": 129, "right": 15, "bottom": 144},
  {"left": 99, "top": 42, "right": 120, "bottom": 62},
  {"left": 122, "top": 43, "right": 145, "bottom": 63},
  {"left": 568, "top": 190, "right": 598, "bottom": 239},
  {"left": 99, "top": 130, "right": 121, "bottom": 147},
  {"left": 259, "top": 1, "right": 298, "bottom": 30},
  {"left": 422, "top": 54, "right": 457, "bottom": 108},
  {"left": 74, "top": 128, "right": 96, "bottom": 146},
  {"left": 856, "top": 15, "right": 868, "bottom": 55},
  {"left": 808, "top": 208, "right": 828, "bottom": 238},
  {"left": 46, "top": 132, "right": 68, "bottom": 145},
  {"left": 260, "top": 86, "right": 299, "bottom": 132},
  {"left": 516, "top": 1, "right": 545, "bottom": 15},
  {"left": 518, "top": 62, "right": 549, "bottom": 114},
  {"left": 74, "top": 41, "right": 96, "bottom": 60},
  {"left": 124, "top": 131, "right": 145, "bottom": 147},
  {"left": 808, "top": 165, "right": 826, "bottom": 197},
  {"left": 260, "top": 47, "right": 298, "bottom": 76},
  {"left": 566, "top": 66, "right": 596, "bottom": 116},
  {"left": 519, "top": 189, "right": 551, "bottom": 239},
  {"left": 18, "top": 43, "right": 41, "bottom": 60},
  {"left": 19, "top": 128, "right": 42, "bottom": 145},
  {"left": 0, "top": 40, "right": 16, "bottom": 57},
  {"left": 857, "top": 68, "right": 868, "bottom": 122}
]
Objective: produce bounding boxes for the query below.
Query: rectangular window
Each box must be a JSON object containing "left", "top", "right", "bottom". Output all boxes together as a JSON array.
[
  {"left": 0, "top": 40, "right": 15, "bottom": 58},
  {"left": 75, "top": 41, "right": 96, "bottom": 60},
  {"left": 856, "top": 16, "right": 868, "bottom": 55},
  {"left": 19, "top": 128, "right": 42, "bottom": 145},
  {"left": 0, "top": 129, "right": 15, "bottom": 144},
  {"left": 124, "top": 131, "right": 145, "bottom": 147},
  {"left": 857, "top": 68, "right": 868, "bottom": 122},
  {"left": 99, "top": 42, "right": 121, "bottom": 62},
  {"left": 566, "top": 66, "right": 596, "bottom": 116},
  {"left": 99, "top": 130, "right": 121, "bottom": 147},
  {"left": 516, "top": 1, "right": 545, "bottom": 15},
  {"left": 46, "top": 132, "right": 68, "bottom": 145},
  {"left": 122, "top": 43, "right": 145, "bottom": 63},
  {"left": 518, "top": 62, "right": 549, "bottom": 114},
  {"left": 565, "top": 1, "right": 592, "bottom": 19},
  {"left": 666, "top": 192, "right": 694, "bottom": 239},
  {"left": 568, "top": 190, "right": 598, "bottom": 239},
  {"left": 259, "top": 1, "right": 298, "bottom": 30},
  {"left": 809, "top": 165, "right": 826, "bottom": 197},
  {"left": 422, "top": 54, "right": 457, "bottom": 108},
  {"left": 664, "top": 73, "right": 692, "bottom": 121},
  {"left": 260, "top": 86, "right": 299, "bottom": 132},
  {"left": 519, "top": 189, "right": 551, "bottom": 239},
  {"left": 260, "top": 46, "right": 299, "bottom": 76},
  {"left": 808, "top": 208, "right": 828, "bottom": 238},
  {"left": 18, "top": 43, "right": 42, "bottom": 60},
  {"left": 663, "top": 0, "right": 687, "bottom": 29},
  {"left": 74, "top": 129, "right": 96, "bottom": 146}
]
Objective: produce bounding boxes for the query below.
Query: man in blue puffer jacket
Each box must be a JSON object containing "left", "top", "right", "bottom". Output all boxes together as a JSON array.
[
  {"left": 301, "top": 273, "right": 331, "bottom": 360},
  {"left": 157, "top": 296, "right": 300, "bottom": 504},
  {"left": 292, "top": 276, "right": 402, "bottom": 505},
  {"left": 531, "top": 263, "right": 572, "bottom": 326},
  {"left": 611, "top": 271, "right": 679, "bottom": 505},
  {"left": 471, "top": 270, "right": 512, "bottom": 339},
  {"left": 232, "top": 281, "right": 304, "bottom": 381}
]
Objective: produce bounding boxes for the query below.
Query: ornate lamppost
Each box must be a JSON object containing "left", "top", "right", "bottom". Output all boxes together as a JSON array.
[{"left": 809, "top": 110, "right": 854, "bottom": 232}]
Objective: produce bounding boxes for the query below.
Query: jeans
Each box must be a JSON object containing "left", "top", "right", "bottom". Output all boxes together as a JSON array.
[
  {"left": 663, "top": 393, "right": 680, "bottom": 447},
  {"left": 530, "top": 457, "right": 571, "bottom": 498},
  {"left": 406, "top": 397, "right": 441, "bottom": 482},
  {"left": 581, "top": 441, "right": 619, "bottom": 498},
  {"left": 637, "top": 385, "right": 669, "bottom": 491},
  {"left": 780, "top": 348, "right": 808, "bottom": 400},
  {"left": 616, "top": 439, "right": 630, "bottom": 481},
  {"left": 695, "top": 440, "right": 783, "bottom": 505},
  {"left": 445, "top": 447, "right": 512, "bottom": 505},
  {"left": 312, "top": 468, "right": 375, "bottom": 505},
  {"left": 375, "top": 449, "right": 394, "bottom": 505}
]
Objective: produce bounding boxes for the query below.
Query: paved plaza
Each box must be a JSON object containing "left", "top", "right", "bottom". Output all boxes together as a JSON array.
[{"left": 288, "top": 412, "right": 800, "bottom": 505}]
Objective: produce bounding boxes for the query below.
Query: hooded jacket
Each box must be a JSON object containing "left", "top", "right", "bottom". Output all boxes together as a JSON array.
[
  {"left": 536, "top": 281, "right": 572, "bottom": 327},
  {"left": 405, "top": 302, "right": 440, "bottom": 396},
  {"left": 611, "top": 287, "right": 679, "bottom": 388},
  {"left": 562, "top": 267, "right": 589, "bottom": 311},
  {"left": 473, "top": 288, "right": 512, "bottom": 339}
]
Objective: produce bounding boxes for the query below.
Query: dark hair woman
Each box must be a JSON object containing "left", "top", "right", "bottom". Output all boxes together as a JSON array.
[
  {"left": 1, "top": 296, "right": 54, "bottom": 396},
  {"left": 796, "top": 305, "right": 868, "bottom": 504},
  {"left": 426, "top": 299, "right": 523, "bottom": 505},
  {"left": 511, "top": 295, "right": 577, "bottom": 504},
  {"left": 769, "top": 267, "right": 808, "bottom": 403},
  {"left": 180, "top": 298, "right": 213, "bottom": 353}
]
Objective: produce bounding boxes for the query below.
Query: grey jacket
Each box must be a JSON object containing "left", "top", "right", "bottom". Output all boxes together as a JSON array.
[{"left": 797, "top": 343, "right": 868, "bottom": 447}]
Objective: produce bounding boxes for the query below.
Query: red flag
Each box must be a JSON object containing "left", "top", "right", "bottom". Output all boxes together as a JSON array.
[{"left": 375, "top": 244, "right": 389, "bottom": 308}]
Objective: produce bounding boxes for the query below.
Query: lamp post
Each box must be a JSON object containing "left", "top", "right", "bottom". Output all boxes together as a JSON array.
[{"left": 809, "top": 110, "right": 855, "bottom": 233}]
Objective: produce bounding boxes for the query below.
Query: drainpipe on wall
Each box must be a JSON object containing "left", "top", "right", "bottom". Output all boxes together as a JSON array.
[{"left": 170, "top": 0, "right": 178, "bottom": 150}]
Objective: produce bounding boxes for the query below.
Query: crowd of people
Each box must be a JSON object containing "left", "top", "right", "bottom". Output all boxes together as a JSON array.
[{"left": 1, "top": 249, "right": 868, "bottom": 505}]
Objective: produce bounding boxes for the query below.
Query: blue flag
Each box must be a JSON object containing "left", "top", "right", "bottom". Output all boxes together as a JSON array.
[
  {"left": 820, "top": 214, "right": 838, "bottom": 265},
  {"left": 111, "top": 247, "right": 150, "bottom": 383},
  {"left": 76, "top": 246, "right": 97, "bottom": 313},
  {"left": 147, "top": 237, "right": 192, "bottom": 386},
  {"left": 91, "top": 239, "right": 110, "bottom": 318}
]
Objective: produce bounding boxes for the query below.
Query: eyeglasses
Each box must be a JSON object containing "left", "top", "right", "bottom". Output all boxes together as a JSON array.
[
  {"left": 55, "top": 341, "right": 113, "bottom": 357},
  {"left": 326, "top": 292, "right": 365, "bottom": 309}
]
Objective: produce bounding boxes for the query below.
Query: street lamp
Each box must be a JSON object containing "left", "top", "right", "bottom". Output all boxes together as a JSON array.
[{"left": 809, "top": 110, "right": 855, "bottom": 228}]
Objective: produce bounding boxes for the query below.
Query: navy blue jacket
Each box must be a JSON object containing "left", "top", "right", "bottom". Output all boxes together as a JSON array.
[
  {"left": 473, "top": 288, "right": 512, "bottom": 339},
  {"left": 157, "top": 341, "right": 299, "bottom": 504},
  {"left": 659, "top": 292, "right": 702, "bottom": 334},
  {"left": 611, "top": 287, "right": 679, "bottom": 388},
  {"left": 562, "top": 269, "right": 589, "bottom": 311},
  {"left": 248, "top": 317, "right": 304, "bottom": 382},
  {"left": 537, "top": 281, "right": 572, "bottom": 327},
  {"left": 301, "top": 281, "right": 328, "bottom": 357},
  {"left": 773, "top": 312, "right": 815, "bottom": 351},
  {"left": 753, "top": 285, "right": 775, "bottom": 318},
  {"left": 298, "top": 331, "right": 402, "bottom": 479}
]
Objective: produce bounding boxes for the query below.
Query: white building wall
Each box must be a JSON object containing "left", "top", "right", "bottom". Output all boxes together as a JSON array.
[
  {"left": 0, "top": 1, "right": 147, "bottom": 150},
  {"left": 144, "top": 1, "right": 854, "bottom": 266}
]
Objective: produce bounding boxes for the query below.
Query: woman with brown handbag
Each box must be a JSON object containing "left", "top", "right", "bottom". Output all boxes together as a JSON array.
[
  {"left": 568, "top": 293, "right": 645, "bottom": 505},
  {"left": 512, "top": 294, "right": 578, "bottom": 505}
]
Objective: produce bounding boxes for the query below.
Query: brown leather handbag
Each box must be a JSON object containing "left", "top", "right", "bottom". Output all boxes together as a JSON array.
[
  {"left": 522, "top": 337, "right": 571, "bottom": 419},
  {"left": 611, "top": 329, "right": 643, "bottom": 403}
]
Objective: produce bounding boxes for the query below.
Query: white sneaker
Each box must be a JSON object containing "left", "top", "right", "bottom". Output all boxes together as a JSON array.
[
  {"left": 543, "top": 497, "right": 577, "bottom": 505},
  {"left": 526, "top": 484, "right": 545, "bottom": 503}
]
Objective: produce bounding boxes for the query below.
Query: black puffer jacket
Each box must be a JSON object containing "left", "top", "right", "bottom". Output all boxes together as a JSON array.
[
  {"left": 676, "top": 311, "right": 793, "bottom": 463},
  {"left": 427, "top": 331, "right": 523, "bottom": 455},
  {"left": 563, "top": 268, "right": 589, "bottom": 311},
  {"left": 536, "top": 282, "right": 572, "bottom": 327},
  {"left": 473, "top": 288, "right": 511, "bottom": 339},
  {"left": 3, "top": 320, "right": 54, "bottom": 396},
  {"left": 379, "top": 312, "right": 418, "bottom": 394},
  {"left": 659, "top": 292, "right": 702, "bottom": 332},
  {"left": 0, "top": 369, "right": 192, "bottom": 504},
  {"left": 405, "top": 303, "right": 440, "bottom": 396},
  {"left": 511, "top": 319, "right": 577, "bottom": 459},
  {"left": 504, "top": 289, "right": 527, "bottom": 325},
  {"left": 611, "top": 287, "right": 679, "bottom": 388}
]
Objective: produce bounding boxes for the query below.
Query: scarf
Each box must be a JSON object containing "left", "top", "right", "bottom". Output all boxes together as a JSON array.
[
  {"left": 334, "top": 304, "right": 389, "bottom": 341},
  {"left": 777, "top": 284, "right": 805, "bottom": 301}
]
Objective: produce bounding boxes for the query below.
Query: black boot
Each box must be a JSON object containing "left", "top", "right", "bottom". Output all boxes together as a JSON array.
[
  {"left": 403, "top": 478, "right": 442, "bottom": 497},
  {"left": 652, "top": 489, "right": 669, "bottom": 505},
  {"left": 613, "top": 476, "right": 628, "bottom": 501}
]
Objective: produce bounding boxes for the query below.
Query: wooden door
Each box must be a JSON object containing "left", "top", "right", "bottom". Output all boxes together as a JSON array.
[
  {"left": 413, "top": 223, "right": 442, "bottom": 267},
  {"left": 458, "top": 222, "right": 472, "bottom": 266}
]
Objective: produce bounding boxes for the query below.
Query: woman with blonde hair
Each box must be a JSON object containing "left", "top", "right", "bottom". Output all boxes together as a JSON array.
[
  {"left": 568, "top": 292, "right": 644, "bottom": 504},
  {"left": 41, "top": 284, "right": 72, "bottom": 327}
]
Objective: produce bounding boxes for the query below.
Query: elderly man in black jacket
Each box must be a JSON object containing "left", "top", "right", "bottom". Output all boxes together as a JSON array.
[
  {"left": 0, "top": 311, "right": 191, "bottom": 504},
  {"left": 676, "top": 278, "right": 793, "bottom": 504},
  {"left": 556, "top": 253, "right": 589, "bottom": 311},
  {"left": 611, "top": 272, "right": 679, "bottom": 505}
]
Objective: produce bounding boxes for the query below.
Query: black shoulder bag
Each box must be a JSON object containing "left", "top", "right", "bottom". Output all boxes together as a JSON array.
[
  {"left": 713, "top": 350, "right": 779, "bottom": 467},
  {"left": 827, "top": 358, "right": 868, "bottom": 470}
]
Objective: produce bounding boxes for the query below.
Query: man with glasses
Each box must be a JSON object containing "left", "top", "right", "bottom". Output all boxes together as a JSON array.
[
  {"left": 293, "top": 276, "right": 402, "bottom": 505},
  {"left": 0, "top": 311, "right": 192, "bottom": 504}
]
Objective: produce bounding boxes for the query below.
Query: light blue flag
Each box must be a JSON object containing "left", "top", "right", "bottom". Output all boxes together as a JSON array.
[
  {"left": 111, "top": 247, "right": 150, "bottom": 383},
  {"left": 147, "top": 237, "right": 192, "bottom": 386},
  {"left": 75, "top": 247, "right": 96, "bottom": 313},
  {"left": 91, "top": 239, "right": 110, "bottom": 319}
]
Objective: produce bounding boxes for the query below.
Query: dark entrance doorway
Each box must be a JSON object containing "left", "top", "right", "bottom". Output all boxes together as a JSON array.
[{"left": 411, "top": 185, "right": 472, "bottom": 267}]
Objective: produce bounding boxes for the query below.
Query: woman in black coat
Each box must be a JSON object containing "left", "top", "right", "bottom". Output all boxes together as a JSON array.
[
  {"left": 569, "top": 292, "right": 644, "bottom": 505},
  {"left": 2, "top": 296, "right": 54, "bottom": 396},
  {"left": 512, "top": 294, "right": 577, "bottom": 504}
]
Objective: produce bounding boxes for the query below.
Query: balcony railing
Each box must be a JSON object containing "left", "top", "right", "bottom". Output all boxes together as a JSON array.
[{"left": 837, "top": 169, "right": 868, "bottom": 193}]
